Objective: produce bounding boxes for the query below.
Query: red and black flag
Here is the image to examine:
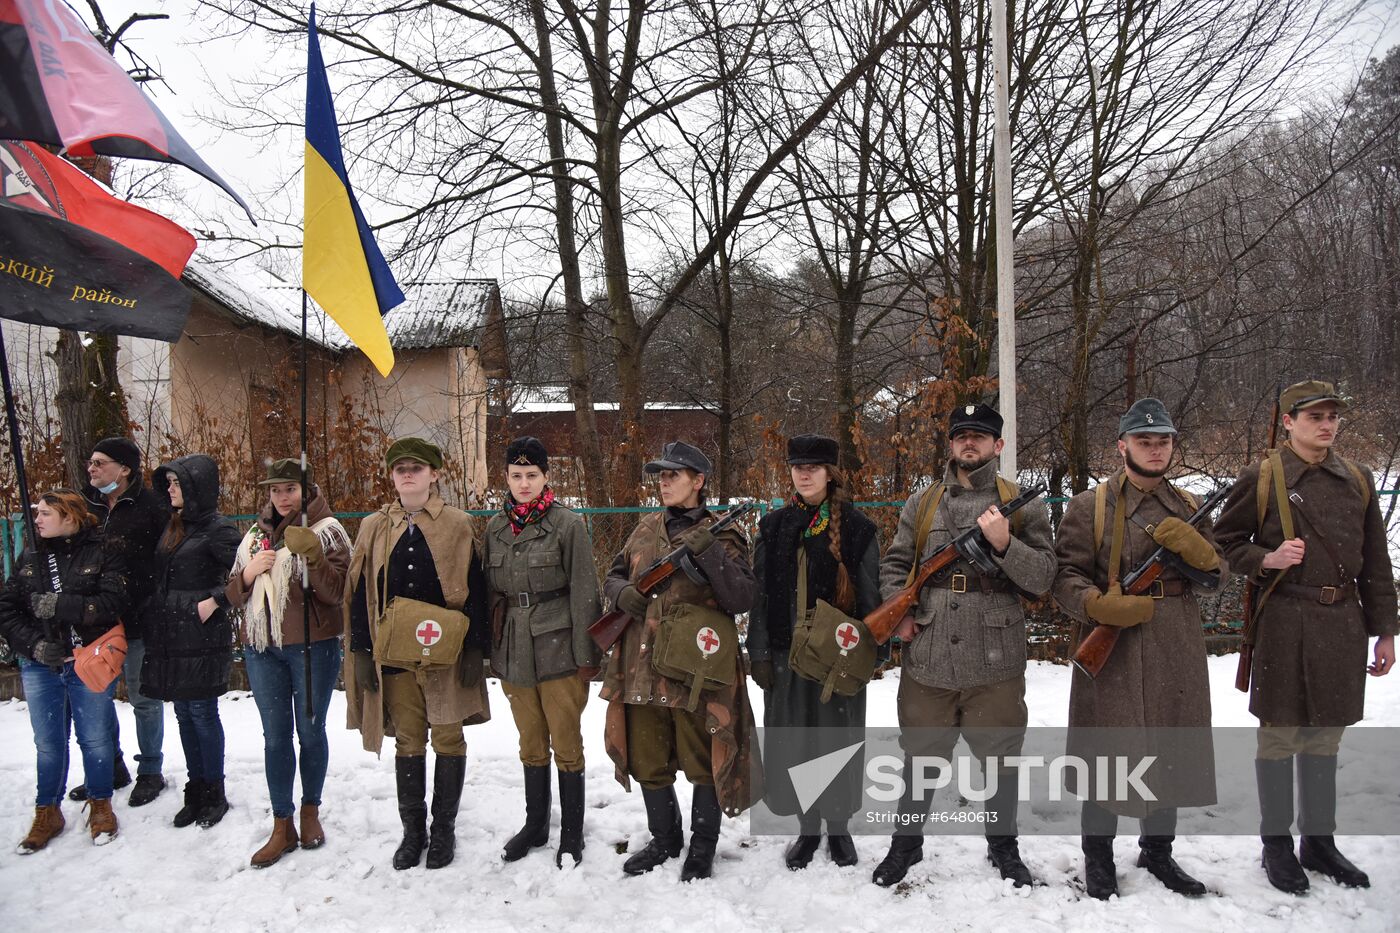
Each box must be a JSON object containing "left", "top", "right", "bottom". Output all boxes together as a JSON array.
[
  {"left": 0, "top": 0, "right": 252, "bottom": 219},
  {"left": 0, "top": 139, "right": 196, "bottom": 341}
]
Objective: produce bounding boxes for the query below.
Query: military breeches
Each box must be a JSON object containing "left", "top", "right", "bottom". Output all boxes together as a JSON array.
[
  {"left": 503, "top": 675, "right": 589, "bottom": 772},
  {"left": 1255, "top": 725, "right": 1346, "bottom": 760},
  {"left": 896, "top": 674, "right": 1028, "bottom": 761},
  {"left": 383, "top": 672, "right": 467, "bottom": 758},
  {"left": 625, "top": 703, "right": 713, "bottom": 789}
]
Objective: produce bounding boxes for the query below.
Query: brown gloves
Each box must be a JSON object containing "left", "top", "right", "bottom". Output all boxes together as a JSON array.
[
  {"left": 1151, "top": 517, "right": 1220, "bottom": 572},
  {"left": 283, "top": 525, "right": 325, "bottom": 567},
  {"left": 1084, "top": 583, "right": 1154, "bottom": 628}
]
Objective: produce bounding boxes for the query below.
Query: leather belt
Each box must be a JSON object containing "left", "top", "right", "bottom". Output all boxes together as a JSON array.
[
  {"left": 932, "top": 573, "right": 1016, "bottom": 595},
  {"left": 1274, "top": 582, "right": 1356, "bottom": 606},
  {"left": 513, "top": 587, "right": 568, "bottom": 609},
  {"left": 1139, "top": 578, "right": 1188, "bottom": 599}
]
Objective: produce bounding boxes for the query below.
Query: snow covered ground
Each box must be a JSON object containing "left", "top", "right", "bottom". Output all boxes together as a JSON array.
[{"left": 2, "top": 655, "right": 1396, "bottom": 933}]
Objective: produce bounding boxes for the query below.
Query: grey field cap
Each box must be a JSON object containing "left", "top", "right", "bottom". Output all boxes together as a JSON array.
[
  {"left": 1118, "top": 397, "right": 1177, "bottom": 437},
  {"left": 644, "top": 440, "right": 713, "bottom": 475}
]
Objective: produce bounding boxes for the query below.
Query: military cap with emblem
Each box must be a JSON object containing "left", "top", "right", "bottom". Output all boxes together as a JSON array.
[
  {"left": 643, "top": 440, "right": 713, "bottom": 475},
  {"left": 1280, "top": 379, "right": 1348, "bottom": 415},
  {"left": 786, "top": 433, "right": 840, "bottom": 465},
  {"left": 948, "top": 403, "right": 1004, "bottom": 439},
  {"left": 505, "top": 436, "right": 549, "bottom": 472},
  {"left": 384, "top": 436, "right": 444, "bottom": 470},
  {"left": 259, "top": 457, "right": 310, "bottom": 486},
  {"left": 1118, "top": 397, "right": 1176, "bottom": 436}
]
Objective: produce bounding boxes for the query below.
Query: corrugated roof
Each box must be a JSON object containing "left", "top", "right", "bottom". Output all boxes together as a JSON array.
[{"left": 182, "top": 255, "right": 499, "bottom": 352}]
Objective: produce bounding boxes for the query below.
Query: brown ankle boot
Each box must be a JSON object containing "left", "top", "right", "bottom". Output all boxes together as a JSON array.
[
  {"left": 87, "top": 799, "right": 118, "bottom": 846},
  {"left": 250, "top": 816, "right": 300, "bottom": 868},
  {"left": 299, "top": 805, "right": 325, "bottom": 850},
  {"left": 18, "top": 805, "right": 65, "bottom": 853}
]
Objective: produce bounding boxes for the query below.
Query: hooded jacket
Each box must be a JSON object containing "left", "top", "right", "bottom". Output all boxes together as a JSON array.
[{"left": 140, "top": 454, "right": 242, "bottom": 701}]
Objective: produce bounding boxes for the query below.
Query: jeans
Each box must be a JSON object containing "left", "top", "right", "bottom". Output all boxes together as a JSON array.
[
  {"left": 243, "top": 638, "right": 342, "bottom": 817},
  {"left": 173, "top": 697, "right": 225, "bottom": 783},
  {"left": 114, "top": 638, "right": 165, "bottom": 775},
  {"left": 21, "top": 659, "right": 118, "bottom": 806}
]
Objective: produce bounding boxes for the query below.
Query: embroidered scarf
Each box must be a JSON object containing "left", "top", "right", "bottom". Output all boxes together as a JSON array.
[
  {"left": 507, "top": 486, "right": 555, "bottom": 535},
  {"left": 232, "top": 515, "right": 351, "bottom": 651},
  {"left": 789, "top": 494, "right": 831, "bottom": 538}
]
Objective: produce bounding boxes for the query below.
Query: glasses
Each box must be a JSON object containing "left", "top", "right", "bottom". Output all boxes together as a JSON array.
[{"left": 86, "top": 458, "right": 117, "bottom": 469}]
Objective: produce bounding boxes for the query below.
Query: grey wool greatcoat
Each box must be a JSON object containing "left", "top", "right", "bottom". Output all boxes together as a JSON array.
[
  {"left": 1053, "top": 471, "right": 1226, "bottom": 816},
  {"left": 1214, "top": 444, "right": 1397, "bottom": 727},
  {"left": 880, "top": 458, "right": 1058, "bottom": 690},
  {"left": 483, "top": 504, "right": 601, "bottom": 687}
]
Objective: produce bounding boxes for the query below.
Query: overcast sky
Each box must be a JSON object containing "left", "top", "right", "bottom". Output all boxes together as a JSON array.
[{"left": 79, "top": 1, "right": 1400, "bottom": 293}]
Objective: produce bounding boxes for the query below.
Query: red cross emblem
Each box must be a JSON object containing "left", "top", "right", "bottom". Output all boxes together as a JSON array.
[
  {"left": 696, "top": 626, "right": 721, "bottom": 656},
  {"left": 416, "top": 621, "right": 442, "bottom": 647},
  {"left": 835, "top": 622, "right": 860, "bottom": 650}
]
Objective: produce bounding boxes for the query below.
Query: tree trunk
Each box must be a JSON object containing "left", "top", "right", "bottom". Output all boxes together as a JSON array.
[{"left": 52, "top": 330, "right": 128, "bottom": 490}]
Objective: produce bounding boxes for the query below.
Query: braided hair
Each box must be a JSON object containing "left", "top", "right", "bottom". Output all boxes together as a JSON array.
[{"left": 823, "top": 465, "right": 855, "bottom": 613}]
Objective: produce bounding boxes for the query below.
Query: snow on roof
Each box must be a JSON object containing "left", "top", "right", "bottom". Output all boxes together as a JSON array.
[
  {"left": 182, "top": 255, "right": 499, "bottom": 352},
  {"left": 510, "top": 384, "right": 711, "bottom": 414}
]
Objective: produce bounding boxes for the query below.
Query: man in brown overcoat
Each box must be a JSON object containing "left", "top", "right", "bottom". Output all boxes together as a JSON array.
[
  {"left": 1215, "top": 380, "right": 1396, "bottom": 894},
  {"left": 1054, "top": 399, "right": 1227, "bottom": 900}
]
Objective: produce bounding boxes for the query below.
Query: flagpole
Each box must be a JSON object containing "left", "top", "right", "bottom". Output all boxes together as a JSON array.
[
  {"left": 0, "top": 325, "right": 36, "bottom": 550},
  {"left": 300, "top": 288, "right": 315, "bottom": 724}
]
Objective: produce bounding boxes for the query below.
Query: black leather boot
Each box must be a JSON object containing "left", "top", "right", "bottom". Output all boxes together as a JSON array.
[
  {"left": 872, "top": 758, "right": 929, "bottom": 887},
  {"left": 556, "top": 769, "right": 585, "bottom": 867},
  {"left": 1137, "top": 808, "right": 1205, "bottom": 897},
  {"left": 681, "top": 784, "right": 721, "bottom": 882},
  {"left": 1256, "top": 757, "right": 1308, "bottom": 894},
  {"left": 1297, "top": 754, "right": 1369, "bottom": 888},
  {"left": 985, "top": 770, "right": 1033, "bottom": 887},
  {"left": 502, "top": 764, "right": 552, "bottom": 862},
  {"left": 426, "top": 755, "right": 467, "bottom": 869},
  {"left": 826, "top": 819, "right": 858, "bottom": 868},
  {"left": 392, "top": 756, "right": 428, "bottom": 870},
  {"left": 785, "top": 811, "right": 822, "bottom": 870},
  {"left": 1082, "top": 835, "right": 1117, "bottom": 900},
  {"left": 622, "top": 786, "right": 683, "bottom": 875}
]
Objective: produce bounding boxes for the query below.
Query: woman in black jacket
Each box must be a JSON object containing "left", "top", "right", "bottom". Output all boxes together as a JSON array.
[
  {"left": 141, "top": 454, "right": 242, "bottom": 829},
  {"left": 0, "top": 490, "right": 129, "bottom": 851}
]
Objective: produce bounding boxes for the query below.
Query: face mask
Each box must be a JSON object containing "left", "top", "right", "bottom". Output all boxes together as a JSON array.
[{"left": 97, "top": 480, "right": 121, "bottom": 494}]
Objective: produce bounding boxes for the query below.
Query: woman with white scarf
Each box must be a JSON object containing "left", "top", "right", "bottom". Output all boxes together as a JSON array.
[{"left": 226, "top": 459, "right": 350, "bottom": 868}]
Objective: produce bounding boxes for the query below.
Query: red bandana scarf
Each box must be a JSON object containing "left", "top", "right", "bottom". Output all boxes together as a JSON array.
[{"left": 508, "top": 486, "right": 555, "bottom": 535}]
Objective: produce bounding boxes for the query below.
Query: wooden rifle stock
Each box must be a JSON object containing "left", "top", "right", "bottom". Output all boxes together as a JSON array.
[
  {"left": 864, "top": 548, "right": 961, "bottom": 645},
  {"left": 587, "top": 501, "right": 757, "bottom": 653},
  {"left": 1071, "top": 484, "right": 1232, "bottom": 679},
  {"left": 865, "top": 483, "right": 1047, "bottom": 645}
]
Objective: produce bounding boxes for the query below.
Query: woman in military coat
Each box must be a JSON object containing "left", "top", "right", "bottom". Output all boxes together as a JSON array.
[
  {"left": 747, "top": 434, "right": 880, "bottom": 870},
  {"left": 484, "top": 437, "right": 601, "bottom": 867}
]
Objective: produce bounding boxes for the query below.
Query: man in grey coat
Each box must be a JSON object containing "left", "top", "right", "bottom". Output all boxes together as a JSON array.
[{"left": 871, "top": 404, "right": 1057, "bottom": 889}]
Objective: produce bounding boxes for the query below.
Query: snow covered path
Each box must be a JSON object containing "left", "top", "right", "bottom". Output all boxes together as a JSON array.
[{"left": 2, "top": 655, "right": 1396, "bottom": 932}]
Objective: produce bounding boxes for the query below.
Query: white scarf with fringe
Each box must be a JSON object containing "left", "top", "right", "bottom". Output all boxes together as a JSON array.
[{"left": 233, "top": 515, "right": 350, "bottom": 651}]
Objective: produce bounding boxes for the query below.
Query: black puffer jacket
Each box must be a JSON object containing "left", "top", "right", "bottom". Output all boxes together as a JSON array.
[
  {"left": 0, "top": 527, "right": 129, "bottom": 660},
  {"left": 85, "top": 474, "right": 169, "bottom": 630},
  {"left": 141, "top": 455, "right": 242, "bottom": 701}
]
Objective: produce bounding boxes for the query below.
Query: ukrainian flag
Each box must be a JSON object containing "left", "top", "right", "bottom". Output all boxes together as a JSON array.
[{"left": 302, "top": 3, "right": 403, "bottom": 377}]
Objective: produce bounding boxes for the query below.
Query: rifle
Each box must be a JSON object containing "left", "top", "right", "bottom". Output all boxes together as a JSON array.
[
  {"left": 1236, "top": 384, "right": 1284, "bottom": 693},
  {"left": 1071, "top": 484, "right": 1231, "bottom": 679},
  {"left": 588, "top": 501, "right": 757, "bottom": 653},
  {"left": 864, "top": 483, "right": 1047, "bottom": 645}
]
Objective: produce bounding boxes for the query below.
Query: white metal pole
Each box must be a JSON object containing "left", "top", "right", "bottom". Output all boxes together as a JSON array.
[{"left": 991, "top": 0, "right": 1017, "bottom": 479}]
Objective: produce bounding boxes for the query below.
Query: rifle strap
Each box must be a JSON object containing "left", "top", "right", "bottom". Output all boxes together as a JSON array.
[
  {"left": 1092, "top": 473, "right": 1130, "bottom": 586},
  {"left": 905, "top": 483, "right": 945, "bottom": 587},
  {"left": 994, "top": 475, "right": 1024, "bottom": 536}
]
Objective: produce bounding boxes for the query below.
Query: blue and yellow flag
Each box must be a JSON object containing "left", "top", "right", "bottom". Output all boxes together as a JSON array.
[{"left": 302, "top": 3, "right": 403, "bottom": 376}]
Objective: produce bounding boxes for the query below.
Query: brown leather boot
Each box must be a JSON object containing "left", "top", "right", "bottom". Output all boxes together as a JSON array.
[
  {"left": 87, "top": 798, "right": 118, "bottom": 846},
  {"left": 17, "top": 805, "right": 65, "bottom": 854},
  {"left": 299, "top": 805, "right": 325, "bottom": 850},
  {"left": 251, "top": 816, "right": 300, "bottom": 868}
]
